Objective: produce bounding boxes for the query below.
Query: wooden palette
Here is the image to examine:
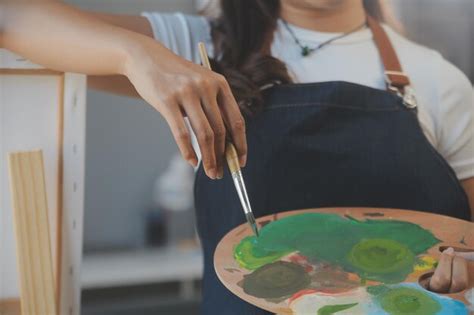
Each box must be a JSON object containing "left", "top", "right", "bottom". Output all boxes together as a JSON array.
[{"left": 214, "top": 208, "right": 474, "bottom": 314}]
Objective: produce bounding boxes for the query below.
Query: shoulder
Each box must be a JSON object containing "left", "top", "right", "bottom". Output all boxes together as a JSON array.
[
  {"left": 385, "top": 26, "right": 474, "bottom": 179},
  {"left": 141, "top": 12, "right": 213, "bottom": 62},
  {"left": 384, "top": 25, "right": 472, "bottom": 123},
  {"left": 383, "top": 25, "right": 471, "bottom": 91},
  {"left": 383, "top": 25, "right": 445, "bottom": 97}
]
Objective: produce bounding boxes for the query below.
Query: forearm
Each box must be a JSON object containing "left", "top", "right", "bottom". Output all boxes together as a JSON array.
[
  {"left": 88, "top": 75, "right": 139, "bottom": 98},
  {"left": 1, "top": 0, "right": 249, "bottom": 178},
  {"left": 0, "top": 0, "right": 151, "bottom": 76}
]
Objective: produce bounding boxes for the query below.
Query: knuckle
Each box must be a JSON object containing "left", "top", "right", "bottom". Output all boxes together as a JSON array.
[
  {"left": 430, "top": 275, "right": 449, "bottom": 290},
  {"left": 177, "top": 84, "right": 193, "bottom": 96},
  {"left": 231, "top": 118, "right": 245, "bottom": 132},
  {"left": 173, "top": 76, "right": 194, "bottom": 94},
  {"left": 182, "top": 151, "right": 195, "bottom": 161},
  {"left": 196, "top": 76, "right": 214, "bottom": 91},
  {"left": 162, "top": 93, "right": 178, "bottom": 105},
  {"left": 198, "top": 129, "right": 214, "bottom": 144},
  {"left": 175, "top": 128, "right": 190, "bottom": 142},
  {"left": 202, "top": 159, "right": 213, "bottom": 169},
  {"left": 215, "top": 73, "right": 227, "bottom": 86},
  {"left": 177, "top": 75, "right": 192, "bottom": 86},
  {"left": 451, "top": 278, "right": 468, "bottom": 290},
  {"left": 214, "top": 126, "right": 226, "bottom": 139}
]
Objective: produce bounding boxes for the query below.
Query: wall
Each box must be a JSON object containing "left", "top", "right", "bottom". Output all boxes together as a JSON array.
[
  {"left": 70, "top": 0, "right": 473, "bottom": 251},
  {"left": 64, "top": 0, "right": 196, "bottom": 250},
  {"left": 392, "top": 0, "right": 474, "bottom": 81}
]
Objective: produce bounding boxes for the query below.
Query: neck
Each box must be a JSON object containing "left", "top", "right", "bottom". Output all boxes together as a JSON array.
[{"left": 280, "top": 1, "right": 366, "bottom": 33}]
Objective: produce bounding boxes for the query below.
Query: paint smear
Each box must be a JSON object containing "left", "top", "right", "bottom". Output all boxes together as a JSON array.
[
  {"left": 413, "top": 256, "right": 437, "bottom": 272},
  {"left": 370, "top": 285, "right": 440, "bottom": 314},
  {"left": 289, "top": 283, "right": 468, "bottom": 315},
  {"left": 347, "top": 238, "right": 415, "bottom": 283},
  {"left": 317, "top": 302, "right": 358, "bottom": 315},
  {"left": 235, "top": 236, "right": 290, "bottom": 270},
  {"left": 364, "top": 212, "right": 385, "bottom": 217},
  {"left": 241, "top": 261, "right": 311, "bottom": 299},
  {"left": 308, "top": 261, "right": 360, "bottom": 292},
  {"left": 290, "top": 287, "right": 371, "bottom": 315},
  {"left": 234, "top": 213, "right": 439, "bottom": 283},
  {"left": 368, "top": 283, "right": 468, "bottom": 315},
  {"left": 466, "top": 288, "right": 474, "bottom": 312}
]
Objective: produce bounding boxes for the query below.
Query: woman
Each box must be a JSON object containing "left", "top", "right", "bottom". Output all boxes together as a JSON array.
[{"left": 2, "top": 0, "right": 473, "bottom": 314}]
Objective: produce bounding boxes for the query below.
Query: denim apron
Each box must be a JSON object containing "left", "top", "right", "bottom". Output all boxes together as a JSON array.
[{"left": 194, "top": 17, "right": 471, "bottom": 315}]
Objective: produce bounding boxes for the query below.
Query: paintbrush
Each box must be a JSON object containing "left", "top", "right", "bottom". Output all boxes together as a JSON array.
[{"left": 198, "top": 42, "right": 260, "bottom": 237}]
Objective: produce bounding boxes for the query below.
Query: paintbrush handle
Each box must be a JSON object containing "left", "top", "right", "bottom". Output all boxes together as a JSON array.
[
  {"left": 225, "top": 142, "right": 240, "bottom": 174},
  {"left": 198, "top": 42, "right": 241, "bottom": 174}
]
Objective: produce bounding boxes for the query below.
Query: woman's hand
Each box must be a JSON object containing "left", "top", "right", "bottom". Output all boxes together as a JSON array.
[
  {"left": 427, "top": 247, "right": 473, "bottom": 293},
  {"left": 1, "top": 0, "right": 247, "bottom": 180},
  {"left": 122, "top": 40, "right": 247, "bottom": 179}
]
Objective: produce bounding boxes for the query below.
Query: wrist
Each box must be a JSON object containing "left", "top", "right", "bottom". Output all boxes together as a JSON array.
[{"left": 119, "top": 33, "right": 166, "bottom": 77}]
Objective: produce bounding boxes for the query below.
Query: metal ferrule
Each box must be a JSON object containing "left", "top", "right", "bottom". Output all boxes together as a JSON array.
[
  {"left": 231, "top": 171, "right": 252, "bottom": 215},
  {"left": 231, "top": 171, "right": 260, "bottom": 236}
]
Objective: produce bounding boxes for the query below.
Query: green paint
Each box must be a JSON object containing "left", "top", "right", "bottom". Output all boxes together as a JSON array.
[
  {"left": 367, "top": 284, "right": 390, "bottom": 296},
  {"left": 234, "top": 236, "right": 291, "bottom": 270},
  {"left": 317, "top": 303, "right": 358, "bottom": 315},
  {"left": 234, "top": 213, "right": 439, "bottom": 283},
  {"left": 242, "top": 261, "right": 310, "bottom": 299},
  {"left": 347, "top": 239, "right": 415, "bottom": 283},
  {"left": 370, "top": 286, "right": 441, "bottom": 315}
]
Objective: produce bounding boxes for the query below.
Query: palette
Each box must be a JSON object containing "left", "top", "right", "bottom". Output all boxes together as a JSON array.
[{"left": 214, "top": 208, "right": 474, "bottom": 314}]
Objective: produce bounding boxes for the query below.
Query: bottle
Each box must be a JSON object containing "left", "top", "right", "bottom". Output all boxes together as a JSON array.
[{"left": 152, "top": 154, "right": 195, "bottom": 247}]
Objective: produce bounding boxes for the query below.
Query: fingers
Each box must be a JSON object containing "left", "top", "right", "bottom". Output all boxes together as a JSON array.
[
  {"left": 429, "top": 247, "right": 471, "bottom": 293},
  {"left": 454, "top": 251, "right": 474, "bottom": 261},
  {"left": 200, "top": 93, "right": 226, "bottom": 179},
  {"left": 216, "top": 76, "right": 248, "bottom": 167},
  {"left": 162, "top": 104, "right": 198, "bottom": 168},
  {"left": 181, "top": 95, "right": 218, "bottom": 179},
  {"left": 149, "top": 66, "right": 246, "bottom": 179},
  {"left": 429, "top": 248, "right": 454, "bottom": 293},
  {"left": 450, "top": 255, "right": 469, "bottom": 293}
]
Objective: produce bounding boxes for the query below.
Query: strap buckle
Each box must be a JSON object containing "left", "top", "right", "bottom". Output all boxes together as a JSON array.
[
  {"left": 384, "top": 70, "right": 408, "bottom": 88},
  {"left": 384, "top": 71, "right": 418, "bottom": 109}
]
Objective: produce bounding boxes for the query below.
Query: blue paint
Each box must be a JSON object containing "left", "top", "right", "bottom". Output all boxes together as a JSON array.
[{"left": 367, "top": 283, "right": 468, "bottom": 315}]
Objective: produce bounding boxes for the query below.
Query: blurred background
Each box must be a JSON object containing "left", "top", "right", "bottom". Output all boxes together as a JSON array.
[{"left": 60, "top": 1, "right": 473, "bottom": 314}]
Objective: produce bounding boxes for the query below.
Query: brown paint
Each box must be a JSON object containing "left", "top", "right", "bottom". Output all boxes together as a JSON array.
[{"left": 363, "top": 212, "right": 385, "bottom": 217}]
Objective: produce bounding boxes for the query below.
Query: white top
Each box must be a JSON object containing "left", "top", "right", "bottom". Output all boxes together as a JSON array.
[{"left": 142, "top": 12, "right": 474, "bottom": 181}]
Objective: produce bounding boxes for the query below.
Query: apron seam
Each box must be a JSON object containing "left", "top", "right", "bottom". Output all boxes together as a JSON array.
[
  {"left": 264, "top": 102, "right": 403, "bottom": 111},
  {"left": 407, "top": 110, "right": 468, "bottom": 194}
]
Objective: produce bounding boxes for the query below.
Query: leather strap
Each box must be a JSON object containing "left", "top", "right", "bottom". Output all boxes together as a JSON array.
[{"left": 367, "top": 15, "right": 411, "bottom": 94}]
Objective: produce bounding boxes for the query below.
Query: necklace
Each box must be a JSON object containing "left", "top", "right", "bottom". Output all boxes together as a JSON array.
[{"left": 282, "top": 20, "right": 367, "bottom": 57}]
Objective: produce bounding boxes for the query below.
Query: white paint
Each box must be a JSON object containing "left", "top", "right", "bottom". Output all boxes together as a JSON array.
[
  {"left": 289, "top": 288, "right": 373, "bottom": 315},
  {"left": 466, "top": 288, "right": 474, "bottom": 311}
]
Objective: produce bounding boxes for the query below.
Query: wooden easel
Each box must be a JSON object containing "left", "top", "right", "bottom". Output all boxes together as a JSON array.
[{"left": 7, "top": 150, "right": 57, "bottom": 315}]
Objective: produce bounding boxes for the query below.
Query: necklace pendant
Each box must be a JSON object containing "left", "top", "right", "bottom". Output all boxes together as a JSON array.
[{"left": 301, "top": 46, "right": 311, "bottom": 57}]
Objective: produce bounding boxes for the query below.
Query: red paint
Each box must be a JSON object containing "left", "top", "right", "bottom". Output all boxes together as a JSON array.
[{"left": 289, "top": 289, "right": 319, "bottom": 303}]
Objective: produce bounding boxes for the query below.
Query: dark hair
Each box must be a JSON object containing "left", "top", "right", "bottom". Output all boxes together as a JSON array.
[{"left": 211, "top": 0, "right": 384, "bottom": 115}]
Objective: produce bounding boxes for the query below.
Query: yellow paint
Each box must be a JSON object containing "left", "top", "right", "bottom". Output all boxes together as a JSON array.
[{"left": 414, "top": 256, "right": 437, "bottom": 272}]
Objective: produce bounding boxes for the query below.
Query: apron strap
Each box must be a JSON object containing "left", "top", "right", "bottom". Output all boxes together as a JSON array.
[{"left": 367, "top": 15, "right": 411, "bottom": 96}]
